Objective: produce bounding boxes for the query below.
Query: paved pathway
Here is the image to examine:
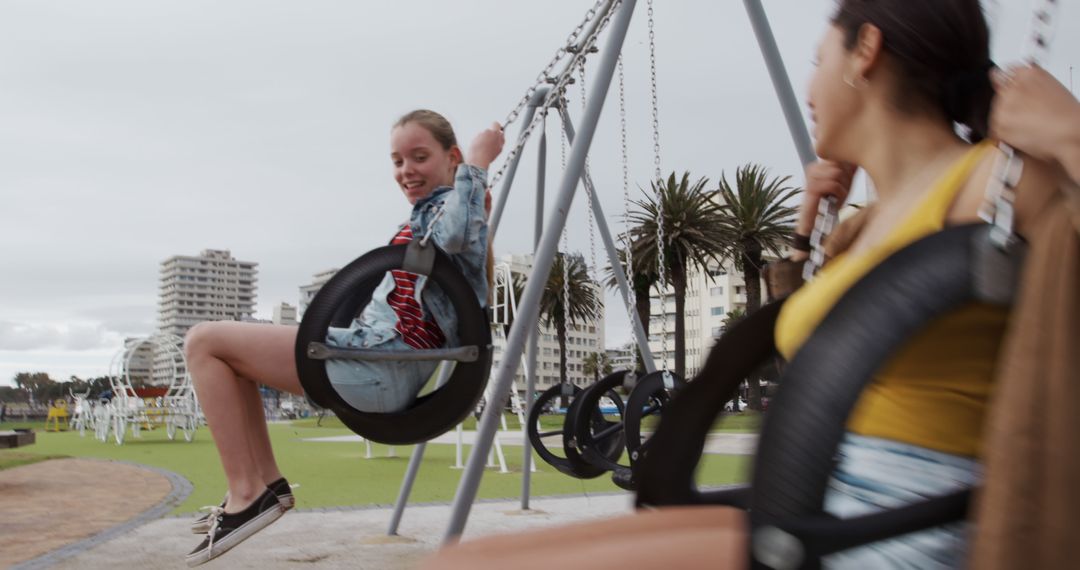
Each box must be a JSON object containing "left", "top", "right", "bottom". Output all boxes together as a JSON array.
[
  {"left": 304, "top": 430, "right": 760, "bottom": 455},
  {"left": 49, "top": 493, "right": 637, "bottom": 569},
  {"left": 0, "top": 458, "right": 182, "bottom": 568},
  {"left": 4, "top": 432, "right": 753, "bottom": 569}
]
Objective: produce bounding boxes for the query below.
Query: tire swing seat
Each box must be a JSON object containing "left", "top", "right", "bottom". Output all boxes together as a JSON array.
[
  {"left": 569, "top": 369, "right": 686, "bottom": 490},
  {"left": 295, "top": 240, "right": 493, "bottom": 445},
  {"left": 527, "top": 380, "right": 626, "bottom": 479},
  {"left": 634, "top": 223, "right": 1024, "bottom": 569}
]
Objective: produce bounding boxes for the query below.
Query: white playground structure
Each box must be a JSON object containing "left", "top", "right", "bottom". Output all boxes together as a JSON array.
[{"left": 92, "top": 333, "right": 202, "bottom": 445}]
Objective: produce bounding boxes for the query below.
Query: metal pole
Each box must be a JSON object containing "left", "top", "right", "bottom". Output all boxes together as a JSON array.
[
  {"left": 385, "top": 362, "right": 455, "bottom": 536},
  {"left": 742, "top": 0, "right": 817, "bottom": 167},
  {"left": 442, "top": 0, "right": 638, "bottom": 543},
  {"left": 557, "top": 105, "right": 656, "bottom": 372},
  {"left": 489, "top": 89, "right": 548, "bottom": 243},
  {"left": 520, "top": 115, "right": 547, "bottom": 510},
  {"left": 386, "top": 442, "right": 425, "bottom": 535}
]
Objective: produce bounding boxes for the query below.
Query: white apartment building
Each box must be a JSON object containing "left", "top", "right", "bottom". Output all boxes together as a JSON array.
[
  {"left": 607, "top": 344, "right": 636, "bottom": 373},
  {"left": 273, "top": 302, "right": 298, "bottom": 326},
  {"left": 490, "top": 253, "right": 606, "bottom": 399},
  {"left": 647, "top": 258, "right": 768, "bottom": 378},
  {"left": 158, "top": 249, "right": 258, "bottom": 338},
  {"left": 299, "top": 268, "right": 338, "bottom": 317}
]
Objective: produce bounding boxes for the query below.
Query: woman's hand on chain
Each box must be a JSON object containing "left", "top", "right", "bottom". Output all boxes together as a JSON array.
[
  {"left": 797, "top": 160, "right": 857, "bottom": 235},
  {"left": 990, "top": 64, "right": 1080, "bottom": 183}
]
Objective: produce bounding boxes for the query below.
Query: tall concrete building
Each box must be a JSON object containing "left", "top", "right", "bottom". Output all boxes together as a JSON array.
[
  {"left": 158, "top": 249, "right": 258, "bottom": 338},
  {"left": 491, "top": 253, "right": 606, "bottom": 398},
  {"left": 647, "top": 257, "right": 770, "bottom": 378},
  {"left": 607, "top": 343, "right": 635, "bottom": 373},
  {"left": 273, "top": 302, "right": 298, "bottom": 326},
  {"left": 299, "top": 268, "right": 338, "bottom": 317}
]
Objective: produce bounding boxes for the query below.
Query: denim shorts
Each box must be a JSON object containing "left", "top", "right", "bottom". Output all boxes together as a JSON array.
[
  {"left": 323, "top": 332, "right": 439, "bottom": 413},
  {"left": 823, "top": 433, "right": 981, "bottom": 569}
]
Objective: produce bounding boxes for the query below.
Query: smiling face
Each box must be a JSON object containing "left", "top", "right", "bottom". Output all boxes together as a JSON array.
[
  {"left": 807, "top": 25, "right": 866, "bottom": 161},
  {"left": 390, "top": 121, "right": 461, "bottom": 205}
]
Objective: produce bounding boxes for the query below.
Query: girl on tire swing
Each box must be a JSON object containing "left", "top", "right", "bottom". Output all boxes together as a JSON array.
[
  {"left": 182, "top": 110, "right": 504, "bottom": 566},
  {"left": 424, "top": 0, "right": 1080, "bottom": 568}
]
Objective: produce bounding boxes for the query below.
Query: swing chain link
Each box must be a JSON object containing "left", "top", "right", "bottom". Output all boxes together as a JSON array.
[
  {"left": 978, "top": 0, "right": 1060, "bottom": 248},
  {"left": 555, "top": 125, "right": 575, "bottom": 388},
  {"left": 490, "top": 0, "right": 622, "bottom": 191},
  {"left": 617, "top": 54, "right": 639, "bottom": 368},
  {"left": 579, "top": 62, "right": 604, "bottom": 330},
  {"left": 501, "top": 0, "right": 608, "bottom": 130},
  {"left": 419, "top": 206, "right": 446, "bottom": 247},
  {"left": 646, "top": 0, "right": 669, "bottom": 372},
  {"left": 802, "top": 196, "right": 838, "bottom": 281}
]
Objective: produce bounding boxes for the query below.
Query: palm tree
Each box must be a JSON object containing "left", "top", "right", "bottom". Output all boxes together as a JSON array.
[
  {"left": 538, "top": 252, "right": 601, "bottom": 393},
  {"left": 721, "top": 307, "right": 746, "bottom": 332},
  {"left": 715, "top": 164, "right": 800, "bottom": 410},
  {"left": 582, "top": 351, "right": 614, "bottom": 383},
  {"left": 627, "top": 172, "right": 727, "bottom": 379},
  {"left": 603, "top": 247, "right": 658, "bottom": 371}
]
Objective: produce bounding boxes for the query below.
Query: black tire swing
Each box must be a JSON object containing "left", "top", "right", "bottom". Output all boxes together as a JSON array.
[
  {"left": 568, "top": 369, "right": 684, "bottom": 490},
  {"left": 569, "top": 371, "right": 634, "bottom": 486},
  {"left": 526, "top": 381, "right": 626, "bottom": 479},
  {"left": 295, "top": 240, "right": 493, "bottom": 445},
  {"left": 635, "top": 223, "right": 1025, "bottom": 569},
  {"left": 621, "top": 369, "right": 686, "bottom": 464}
]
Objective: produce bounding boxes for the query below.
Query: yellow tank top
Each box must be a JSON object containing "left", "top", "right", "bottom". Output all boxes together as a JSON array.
[{"left": 775, "top": 142, "right": 1007, "bottom": 458}]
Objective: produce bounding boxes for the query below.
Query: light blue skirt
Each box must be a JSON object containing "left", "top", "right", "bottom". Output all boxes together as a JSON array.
[
  {"left": 323, "top": 330, "right": 439, "bottom": 413},
  {"left": 823, "top": 433, "right": 981, "bottom": 569}
]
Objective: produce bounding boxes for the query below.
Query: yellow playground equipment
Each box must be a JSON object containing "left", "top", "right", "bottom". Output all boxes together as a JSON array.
[{"left": 45, "top": 399, "right": 70, "bottom": 432}]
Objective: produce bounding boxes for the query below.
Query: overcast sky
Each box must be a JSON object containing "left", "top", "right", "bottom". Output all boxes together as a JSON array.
[{"left": 1, "top": 0, "right": 1076, "bottom": 386}]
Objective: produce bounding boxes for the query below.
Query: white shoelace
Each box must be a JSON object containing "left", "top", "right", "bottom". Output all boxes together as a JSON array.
[{"left": 200, "top": 505, "right": 226, "bottom": 554}]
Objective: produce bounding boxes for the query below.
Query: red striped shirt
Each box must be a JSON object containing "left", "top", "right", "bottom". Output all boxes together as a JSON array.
[{"left": 388, "top": 225, "right": 446, "bottom": 349}]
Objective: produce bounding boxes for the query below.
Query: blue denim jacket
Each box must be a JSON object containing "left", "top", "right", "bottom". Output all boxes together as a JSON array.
[{"left": 327, "top": 164, "right": 489, "bottom": 350}]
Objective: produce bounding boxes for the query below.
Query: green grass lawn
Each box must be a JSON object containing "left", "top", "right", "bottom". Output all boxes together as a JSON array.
[
  {"left": 0, "top": 418, "right": 750, "bottom": 515},
  {"left": 296, "top": 410, "right": 762, "bottom": 433}
]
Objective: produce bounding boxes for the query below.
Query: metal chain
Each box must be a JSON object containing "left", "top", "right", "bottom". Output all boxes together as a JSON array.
[
  {"left": 979, "top": 0, "right": 1061, "bottom": 248},
  {"left": 560, "top": 125, "right": 574, "bottom": 382},
  {"left": 578, "top": 61, "right": 603, "bottom": 347},
  {"left": 647, "top": 0, "right": 662, "bottom": 184},
  {"left": 646, "top": 0, "right": 668, "bottom": 372},
  {"left": 501, "top": 0, "right": 608, "bottom": 130},
  {"left": 489, "top": 0, "right": 622, "bottom": 191},
  {"left": 617, "top": 55, "right": 639, "bottom": 368},
  {"left": 802, "top": 197, "right": 838, "bottom": 281}
]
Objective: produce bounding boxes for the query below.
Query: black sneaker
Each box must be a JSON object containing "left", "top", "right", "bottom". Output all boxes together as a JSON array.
[
  {"left": 185, "top": 487, "right": 285, "bottom": 567},
  {"left": 190, "top": 478, "right": 294, "bottom": 534},
  {"left": 267, "top": 477, "right": 296, "bottom": 510},
  {"left": 190, "top": 495, "right": 227, "bottom": 535}
]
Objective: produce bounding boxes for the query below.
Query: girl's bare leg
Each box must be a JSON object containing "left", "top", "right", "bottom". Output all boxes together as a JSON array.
[
  {"left": 185, "top": 321, "right": 303, "bottom": 513},
  {"left": 237, "top": 378, "right": 283, "bottom": 486}
]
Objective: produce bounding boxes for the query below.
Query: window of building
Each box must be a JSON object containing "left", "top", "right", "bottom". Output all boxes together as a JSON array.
[
  {"left": 711, "top": 307, "right": 725, "bottom": 316},
  {"left": 543, "top": 347, "right": 552, "bottom": 356},
  {"left": 710, "top": 286, "right": 724, "bottom": 296},
  {"left": 735, "top": 286, "right": 745, "bottom": 295},
  {"left": 712, "top": 326, "right": 724, "bottom": 338}
]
